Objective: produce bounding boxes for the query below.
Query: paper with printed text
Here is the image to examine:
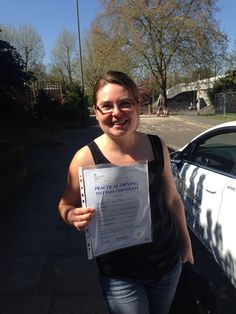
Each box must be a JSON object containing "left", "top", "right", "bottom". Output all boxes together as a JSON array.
[{"left": 79, "top": 161, "right": 152, "bottom": 259}]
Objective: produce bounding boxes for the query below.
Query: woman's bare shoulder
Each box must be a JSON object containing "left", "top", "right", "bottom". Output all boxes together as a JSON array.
[
  {"left": 93, "top": 134, "right": 106, "bottom": 146},
  {"left": 71, "top": 145, "right": 95, "bottom": 168}
]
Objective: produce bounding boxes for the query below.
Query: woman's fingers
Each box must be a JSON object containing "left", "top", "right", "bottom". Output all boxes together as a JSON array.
[{"left": 69, "top": 207, "right": 94, "bottom": 230}]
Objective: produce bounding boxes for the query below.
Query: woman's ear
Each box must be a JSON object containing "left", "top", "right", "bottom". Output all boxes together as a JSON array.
[
  {"left": 136, "top": 100, "right": 141, "bottom": 114},
  {"left": 93, "top": 105, "right": 99, "bottom": 120}
]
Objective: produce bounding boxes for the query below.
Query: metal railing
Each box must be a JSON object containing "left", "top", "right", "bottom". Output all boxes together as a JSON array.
[
  {"left": 214, "top": 92, "right": 236, "bottom": 116},
  {"left": 167, "top": 76, "right": 224, "bottom": 99}
]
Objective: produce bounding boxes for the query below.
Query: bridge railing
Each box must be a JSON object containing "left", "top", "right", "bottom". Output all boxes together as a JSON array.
[{"left": 166, "top": 76, "right": 223, "bottom": 99}]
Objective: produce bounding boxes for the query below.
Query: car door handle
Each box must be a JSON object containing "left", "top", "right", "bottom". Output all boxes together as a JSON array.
[{"left": 205, "top": 188, "right": 217, "bottom": 194}]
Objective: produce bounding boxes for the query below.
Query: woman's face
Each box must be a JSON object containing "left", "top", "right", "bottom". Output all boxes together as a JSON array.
[{"left": 94, "top": 83, "right": 140, "bottom": 139}]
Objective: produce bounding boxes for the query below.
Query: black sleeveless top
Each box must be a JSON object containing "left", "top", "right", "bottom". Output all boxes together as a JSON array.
[{"left": 87, "top": 134, "right": 180, "bottom": 280}]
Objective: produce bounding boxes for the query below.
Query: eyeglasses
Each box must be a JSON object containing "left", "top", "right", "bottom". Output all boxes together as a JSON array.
[{"left": 96, "top": 99, "right": 135, "bottom": 114}]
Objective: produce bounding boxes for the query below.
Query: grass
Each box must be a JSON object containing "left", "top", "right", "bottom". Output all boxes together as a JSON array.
[{"left": 200, "top": 113, "right": 236, "bottom": 121}]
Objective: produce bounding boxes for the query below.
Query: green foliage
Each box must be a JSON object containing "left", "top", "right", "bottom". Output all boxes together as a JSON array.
[
  {"left": 33, "top": 89, "right": 78, "bottom": 120},
  {"left": 63, "top": 83, "right": 89, "bottom": 120},
  {"left": 33, "top": 82, "right": 89, "bottom": 123},
  {"left": 208, "top": 70, "right": 236, "bottom": 103},
  {"left": 0, "top": 39, "right": 34, "bottom": 118},
  {"left": 34, "top": 89, "right": 58, "bottom": 119},
  {"left": 0, "top": 23, "right": 45, "bottom": 76}
]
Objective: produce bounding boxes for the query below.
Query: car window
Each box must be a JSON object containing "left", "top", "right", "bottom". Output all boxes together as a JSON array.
[{"left": 190, "top": 131, "right": 236, "bottom": 176}]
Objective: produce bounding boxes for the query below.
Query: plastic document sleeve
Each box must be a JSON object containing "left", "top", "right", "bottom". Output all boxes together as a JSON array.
[{"left": 78, "top": 160, "right": 152, "bottom": 260}]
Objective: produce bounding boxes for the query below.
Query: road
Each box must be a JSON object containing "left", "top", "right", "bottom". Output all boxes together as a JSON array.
[
  {"left": 138, "top": 113, "right": 226, "bottom": 150},
  {"left": 139, "top": 114, "right": 236, "bottom": 314}
]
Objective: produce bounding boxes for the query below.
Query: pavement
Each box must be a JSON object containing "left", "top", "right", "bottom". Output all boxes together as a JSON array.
[
  {"left": 0, "top": 119, "right": 107, "bottom": 314},
  {"left": 0, "top": 113, "right": 235, "bottom": 314}
]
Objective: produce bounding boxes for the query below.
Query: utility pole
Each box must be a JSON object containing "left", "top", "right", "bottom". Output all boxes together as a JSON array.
[{"left": 76, "top": 0, "right": 84, "bottom": 92}]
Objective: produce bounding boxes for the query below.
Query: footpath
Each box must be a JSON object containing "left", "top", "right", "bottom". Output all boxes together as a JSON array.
[
  {"left": 0, "top": 114, "right": 234, "bottom": 314},
  {"left": 0, "top": 119, "right": 107, "bottom": 314}
]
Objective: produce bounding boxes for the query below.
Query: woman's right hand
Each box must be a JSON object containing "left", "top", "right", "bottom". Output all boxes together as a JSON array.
[{"left": 67, "top": 207, "right": 95, "bottom": 231}]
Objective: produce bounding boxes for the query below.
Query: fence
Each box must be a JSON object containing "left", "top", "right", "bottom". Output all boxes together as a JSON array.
[
  {"left": 31, "top": 81, "right": 64, "bottom": 101},
  {"left": 214, "top": 92, "right": 236, "bottom": 115}
]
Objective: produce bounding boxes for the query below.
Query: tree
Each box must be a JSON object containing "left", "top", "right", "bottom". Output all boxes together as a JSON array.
[
  {"left": 50, "top": 30, "right": 79, "bottom": 84},
  {"left": 83, "top": 21, "right": 134, "bottom": 95},
  {"left": 98, "top": 0, "right": 227, "bottom": 106},
  {"left": 0, "top": 23, "right": 45, "bottom": 78},
  {"left": 223, "top": 40, "right": 236, "bottom": 73},
  {"left": 208, "top": 70, "right": 236, "bottom": 113},
  {"left": 15, "top": 24, "right": 45, "bottom": 73},
  {"left": 0, "top": 23, "right": 18, "bottom": 47},
  {"left": 0, "top": 40, "right": 33, "bottom": 118},
  {"left": 208, "top": 70, "right": 236, "bottom": 103}
]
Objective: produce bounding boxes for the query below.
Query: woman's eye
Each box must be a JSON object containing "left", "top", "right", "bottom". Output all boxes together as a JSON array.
[
  {"left": 102, "top": 105, "right": 113, "bottom": 111},
  {"left": 120, "top": 101, "right": 132, "bottom": 108}
]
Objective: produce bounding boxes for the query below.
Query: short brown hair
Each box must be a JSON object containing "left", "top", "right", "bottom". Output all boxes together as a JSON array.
[{"left": 93, "top": 71, "right": 140, "bottom": 106}]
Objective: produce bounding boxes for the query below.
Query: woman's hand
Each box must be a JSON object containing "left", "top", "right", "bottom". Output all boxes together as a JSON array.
[
  {"left": 180, "top": 238, "right": 194, "bottom": 264},
  {"left": 67, "top": 207, "right": 94, "bottom": 231}
]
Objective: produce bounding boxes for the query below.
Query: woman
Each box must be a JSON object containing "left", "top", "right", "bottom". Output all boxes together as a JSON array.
[{"left": 59, "top": 71, "right": 193, "bottom": 314}]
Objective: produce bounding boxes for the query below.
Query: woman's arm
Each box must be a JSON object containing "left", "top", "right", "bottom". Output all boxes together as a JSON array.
[
  {"left": 58, "top": 146, "right": 94, "bottom": 231},
  {"left": 161, "top": 140, "right": 194, "bottom": 264}
]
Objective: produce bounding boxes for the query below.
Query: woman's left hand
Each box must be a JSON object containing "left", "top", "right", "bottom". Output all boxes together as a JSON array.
[{"left": 181, "top": 242, "right": 194, "bottom": 264}]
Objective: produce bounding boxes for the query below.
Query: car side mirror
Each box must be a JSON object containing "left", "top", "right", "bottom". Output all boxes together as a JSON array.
[
  {"left": 170, "top": 151, "right": 183, "bottom": 163},
  {"left": 170, "top": 151, "right": 184, "bottom": 169}
]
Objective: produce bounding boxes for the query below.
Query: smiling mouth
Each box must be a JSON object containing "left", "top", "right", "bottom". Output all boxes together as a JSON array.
[{"left": 111, "top": 120, "right": 127, "bottom": 126}]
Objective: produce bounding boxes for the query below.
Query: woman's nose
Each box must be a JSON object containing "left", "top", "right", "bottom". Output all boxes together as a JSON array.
[{"left": 112, "top": 104, "right": 122, "bottom": 115}]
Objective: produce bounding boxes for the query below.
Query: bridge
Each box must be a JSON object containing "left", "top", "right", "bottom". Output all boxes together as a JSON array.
[{"left": 165, "top": 76, "right": 224, "bottom": 113}]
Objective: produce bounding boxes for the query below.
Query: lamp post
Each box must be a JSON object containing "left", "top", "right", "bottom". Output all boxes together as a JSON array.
[
  {"left": 25, "top": 46, "right": 29, "bottom": 72},
  {"left": 76, "top": 0, "right": 84, "bottom": 92}
]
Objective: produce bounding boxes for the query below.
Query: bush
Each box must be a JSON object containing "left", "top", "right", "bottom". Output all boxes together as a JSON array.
[
  {"left": 32, "top": 83, "right": 90, "bottom": 126},
  {"left": 208, "top": 70, "right": 236, "bottom": 104},
  {"left": 0, "top": 40, "right": 34, "bottom": 120}
]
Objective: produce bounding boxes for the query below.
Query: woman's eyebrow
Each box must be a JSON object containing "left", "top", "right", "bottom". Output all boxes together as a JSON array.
[
  {"left": 98, "top": 98, "right": 132, "bottom": 105},
  {"left": 97, "top": 101, "right": 113, "bottom": 106}
]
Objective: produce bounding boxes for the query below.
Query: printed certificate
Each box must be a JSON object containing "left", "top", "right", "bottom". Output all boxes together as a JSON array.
[{"left": 79, "top": 161, "right": 152, "bottom": 259}]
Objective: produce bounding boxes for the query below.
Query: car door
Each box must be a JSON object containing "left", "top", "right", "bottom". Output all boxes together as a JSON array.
[
  {"left": 173, "top": 129, "right": 236, "bottom": 263},
  {"left": 216, "top": 174, "right": 236, "bottom": 288},
  {"left": 176, "top": 162, "right": 229, "bottom": 257}
]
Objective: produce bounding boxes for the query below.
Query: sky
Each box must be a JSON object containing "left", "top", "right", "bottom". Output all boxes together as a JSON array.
[
  {"left": 0, "top": 0, "right": 101, "bottom": 64},
  {"left": 0, "top": 0, "right": 235, "bottom": 65}
]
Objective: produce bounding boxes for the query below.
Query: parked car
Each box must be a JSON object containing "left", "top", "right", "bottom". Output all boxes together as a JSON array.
[{"left": 171, "top": 121, "right": 236, "bottom": 288}]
